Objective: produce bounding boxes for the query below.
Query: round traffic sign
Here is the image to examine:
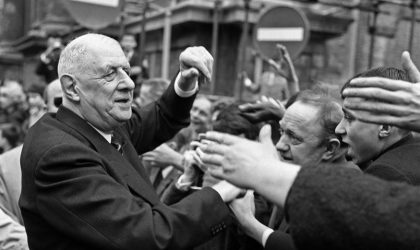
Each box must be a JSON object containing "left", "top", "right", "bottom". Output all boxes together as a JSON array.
[
  {"left": 254, "top": 5, "right": 309, "bottom": 60},
  {"left": 65, "top": 0, "right": 123, "bottom": 30}
]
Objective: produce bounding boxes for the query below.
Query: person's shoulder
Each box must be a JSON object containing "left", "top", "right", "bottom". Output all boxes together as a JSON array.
[{"left": 374, "top": 137, "right": 420, "bottom": 167}]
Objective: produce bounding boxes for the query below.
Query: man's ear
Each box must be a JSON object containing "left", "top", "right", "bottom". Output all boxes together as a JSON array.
[
  {"left": 60, "top": 75, "right": 80, "bottom": 102},
  {"left": 322, "top": 138, "right": 341, "bottom": 161},
  {"left": 379, "top": 125, "right": 392, "bottom": 138}
]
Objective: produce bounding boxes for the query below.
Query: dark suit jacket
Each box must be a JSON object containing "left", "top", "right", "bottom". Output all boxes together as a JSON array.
[
  {"left": 364, "top": 134, "right": 420, "bottom": 185},
  {"left": 20, "top": 81, "right": 231, "bottom": 250},
  {"left": 286, "top": 163, "right": 420, "bottom": 250}
]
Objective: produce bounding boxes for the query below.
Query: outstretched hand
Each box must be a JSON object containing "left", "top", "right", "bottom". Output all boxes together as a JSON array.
[
  {"left": 342, "top": 51, "right": 420, "bottom": 132},
  {"left": 196, "top": 125, "right": 279, "bottom": 188}
]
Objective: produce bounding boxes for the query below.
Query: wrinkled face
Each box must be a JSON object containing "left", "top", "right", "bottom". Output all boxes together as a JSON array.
[
  {"left": 276, "top": 102, "right": 326, "bottom": 166},
  {"left": 335, "top": 107, "right": 381, "bottom": 165},
  {"left": 190, "top": 98, "right": 212, "bottom": 134},
  {"left": 74, "top": 42, "right": 135, "bottom": 132}
]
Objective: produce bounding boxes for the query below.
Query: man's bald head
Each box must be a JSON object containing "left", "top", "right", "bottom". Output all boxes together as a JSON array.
[{"left": 57, "top": 33, "right": 122, "bottom": 78}]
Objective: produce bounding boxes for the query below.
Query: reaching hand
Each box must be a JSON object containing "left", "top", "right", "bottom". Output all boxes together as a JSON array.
[
  {"left": 229, "top": 191, "right": 256, "bottom": 225},
  {"left": 196, "top": 125, "right": 279, "bottom": 188},
  {"left": 342, "top": 51, "right": 420, "bottom": 132},
  {"left": 239, "top": 96, "right": 285, "bottom": 123},
  {"left": 178, "top": 46, "right": 213, "bottom": 91},
  {"left": 142, "top": 143, "right": 183, "bottom": 169},
  {"left": 229, "top": 191, "right": 270, "bottom": 242}
]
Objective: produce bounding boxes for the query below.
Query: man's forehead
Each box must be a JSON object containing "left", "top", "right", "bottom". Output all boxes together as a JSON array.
[
  {"left": 281, "top": 103, "right": 321, "bottom": 130},
  {"left": 194, "top": 98, "right": 211, "bottom": 109},
  {"left": 88, "top": 45, "right": 128, "bottom": 69}
]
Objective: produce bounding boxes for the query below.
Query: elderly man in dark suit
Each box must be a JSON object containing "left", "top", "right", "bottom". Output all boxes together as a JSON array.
[{"left": 20, "top": 33, "right": 240, "bottom": 250}]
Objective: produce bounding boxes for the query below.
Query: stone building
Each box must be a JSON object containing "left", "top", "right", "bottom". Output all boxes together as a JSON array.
[{"left": 0, "top": 0, "right": 419, "bottom": 98}]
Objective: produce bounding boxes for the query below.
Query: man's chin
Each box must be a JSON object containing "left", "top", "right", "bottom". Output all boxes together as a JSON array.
[{"left": 113, "top": 110, "right": 132, "bottom": 123}]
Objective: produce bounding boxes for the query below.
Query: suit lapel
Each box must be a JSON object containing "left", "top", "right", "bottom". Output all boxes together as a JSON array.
[{"left": 56, "top": 107, "right": 160, "bottom": 204}]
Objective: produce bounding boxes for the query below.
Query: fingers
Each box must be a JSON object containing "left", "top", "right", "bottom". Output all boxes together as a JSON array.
[
  {"left": 259, "top": 124, "right": 273, "bottom": 145},
  {"left": 344, "top": 97, "right": 411, "bottom": 116},
  {"left": 206, "top": 165, "right": 225, "bottom": 179},
  {"left": 141, "top": 152, "right": 157, "bottom": 161},
  {"left": 199, "top": 131, "right": 241, "bottom": 146},
  {"left": 179, "top": 46, "right": 213, "bottom": 80},
  {"left": 239, "top": 102, "right": 259, "bottom": 112},
  {"left": 348, "top": 77, "right": 413, "bottom": 91},
  {"left": 180, "top": 68, "right": 200, "bottom": 81},
  {"left": 197, "top": 142, "right": 230, "bottom": 157},
  {"left": 401, "top": 51, "right": 420, "bottom": 83},
  {"left": 342, "top": 87, "right": 410, "bottom": 104}
]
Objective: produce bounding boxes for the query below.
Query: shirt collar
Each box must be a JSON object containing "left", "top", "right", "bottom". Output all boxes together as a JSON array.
[{"left": 88, "top": 123, "right": 112, "bottom": 143}]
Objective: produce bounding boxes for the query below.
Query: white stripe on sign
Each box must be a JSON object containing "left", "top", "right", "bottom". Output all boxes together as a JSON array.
[
  {"left": 257, "top": 28, "right": 304, "bottom": 42},
  {"left": 70, "top": 0, "right": 119, "bottom": 7}
]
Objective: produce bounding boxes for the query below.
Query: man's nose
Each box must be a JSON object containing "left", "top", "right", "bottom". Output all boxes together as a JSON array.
[
  {"left": 275, "top": 135, "right": 289, "bottom": 152},
  {"left": 335, "top": 119, "right": 346, "bottom": 135},
  {"left": 118, "top": 69, "right": 135, "bottom": 90},
  {"left": 190, "top": 109, "right": 199, "bottom": 118}
]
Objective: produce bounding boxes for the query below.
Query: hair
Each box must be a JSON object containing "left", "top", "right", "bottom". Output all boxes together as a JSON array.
[
  {"left": 293, "top": 89, "right": 343, "bottom": 145},
  {"left": 341, "top": 67, "right": 409, "bottom": 98},
  {"left": 0, "top": 123, "right": 21, "bottom": 149},
  {"left": 213, "top": 103, "right": 260, "bottom": 140},
  {"left": 57, "top": 33, "right": 121, "bottom": 77},
  {"left": 26, "top": 83, "right": 45, "bottom": 96}
]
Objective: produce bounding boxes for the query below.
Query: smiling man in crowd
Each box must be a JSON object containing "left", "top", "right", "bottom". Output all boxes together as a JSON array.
[{"left": 20, "top": 33, "right": 241, "bottom": 250}]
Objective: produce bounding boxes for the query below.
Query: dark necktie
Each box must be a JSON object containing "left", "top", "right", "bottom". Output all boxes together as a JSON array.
[{"left": 111, "top": 134, "right": 123, "bottom": 154}]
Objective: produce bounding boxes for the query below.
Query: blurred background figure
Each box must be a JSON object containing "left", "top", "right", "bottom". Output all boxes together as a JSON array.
[
  {"left": 25, "top": 83, "right": 46, "bottom": 128},
  {"left": 120, "top": 33, "right": 149, "bottom": 85},
  {"left": 44, "top": 79, "right": 63, "bottom": 114},
  {"left": 243, "top": 44, "right": 299, "bottom": 103},
  {"left": 35, "top": 35, "right": 64, "bottom": 85},
  {"left": 133, "top": 78, "right": 169, "bottom": 108},
  {"left": 259, "top": 45, "right": 299, "bottom": 102},
  {"left": 189, "top": 95, "right": 213, "bottom": 136},
  {"left": 0, "top": 123, "right": 20, "bottom": 155},
  {"left": 0, "top": 80, "right": 28, "bottom": 144}
]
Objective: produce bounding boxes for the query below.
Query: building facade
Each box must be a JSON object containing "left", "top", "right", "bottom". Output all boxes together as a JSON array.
[{"left": 0, "top": 0, "right": 419, "bottom": 99}]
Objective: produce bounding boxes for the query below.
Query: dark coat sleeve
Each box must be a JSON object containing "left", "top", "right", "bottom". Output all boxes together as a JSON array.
[
  {"left": 125, "top": 77, "right": 195, "bottom": 154},
  {"left": 365, "top": 163, "right": 412, "bottom": 184},
  {"left": 265, "top": 231, "right": 296, "bottom": 250},
  {"left": 286, "top": 164, "right": 420, "bottom": 250},
  {"left": 161, "top": 182, "right": 193, "bottom": 205}
]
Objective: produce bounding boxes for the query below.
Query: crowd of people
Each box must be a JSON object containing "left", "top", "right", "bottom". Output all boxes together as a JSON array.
[{"left": 1, "top": 31, "right": 420, "bottom": 250}]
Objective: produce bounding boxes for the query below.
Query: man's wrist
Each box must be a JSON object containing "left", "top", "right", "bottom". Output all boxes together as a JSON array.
[
  {"left": 254, "top": 160, "right": 301, "bottom": 208},
  {"left": 174, "top": 72, "right": 198, "bottom": 97},
  {"left": 261, "top": 228, "right": 274, "bottom": 247}
]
